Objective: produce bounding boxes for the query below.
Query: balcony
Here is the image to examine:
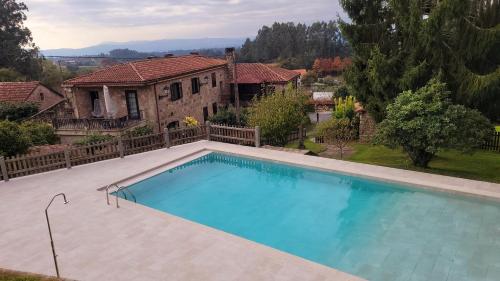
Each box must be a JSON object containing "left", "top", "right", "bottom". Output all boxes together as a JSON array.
[{"left": 52, "top": 116, "right": 142, "bottom": 131}]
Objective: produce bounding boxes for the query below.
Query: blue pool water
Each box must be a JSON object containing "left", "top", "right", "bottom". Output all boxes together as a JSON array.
[{"left": 121, "top": 153, "right": 500, "bottom": 281}]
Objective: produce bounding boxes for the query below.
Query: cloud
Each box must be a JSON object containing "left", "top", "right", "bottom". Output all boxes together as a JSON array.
[{"left": 24, "top": 0, "right": 346, "bottom": 49}]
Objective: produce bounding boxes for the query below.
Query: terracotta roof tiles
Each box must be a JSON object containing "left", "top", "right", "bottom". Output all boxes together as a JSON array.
[
  {"left": 236, "top": 63, "right": 299, "bottom": 84},
  {"left": 0, "top": 81, "right": 40, "bottom": 102},
  {"left": 64, "top": 55, "right": 227, "bottom": 86}
]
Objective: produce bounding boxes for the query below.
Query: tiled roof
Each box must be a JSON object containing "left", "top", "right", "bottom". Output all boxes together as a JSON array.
[
  {"left": 0, "top": 81, "right": 40, "bottom": 102},
  {"left": 292, "top": 69, "right": 307, "bottom": 76},
  {"left": 236, "top": 63, "right": 300, "bottom": 84},
  {"left": 64, "top": 55, "right": 227, "bottom": 86}
]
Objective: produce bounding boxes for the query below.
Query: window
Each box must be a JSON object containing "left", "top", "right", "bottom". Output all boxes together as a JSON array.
[
  {"left": 211, "top": 73, "right": 217, "bottom": 88},
  {"left": 125, "top": 91, "right": 140, "bottom": 120},
  {"left": 191, "top": 77, "right": 200, "bottom": 94},
  {"left": 39, "top": 93, "right": 44, "bottom": 101},
  {"left": 203, "top": 106, "right": 209, "bottom": 123},
  {"left": 167, "top": 121, "right": 180, "bottom": 130},
  {"left": 170, "top": 82, "right": 183, "bottom": 101},
  {"left": 212, "top": 103, "right": 218, "bottom": 115}
]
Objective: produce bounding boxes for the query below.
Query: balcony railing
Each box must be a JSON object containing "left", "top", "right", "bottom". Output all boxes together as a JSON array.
[{"left": 52, "top": 116, "right": 140, "bottom": 131}]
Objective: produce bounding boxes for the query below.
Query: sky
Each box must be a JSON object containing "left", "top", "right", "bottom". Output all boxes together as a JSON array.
[{"left": 23, "top": 0, "right": 346, "bottom": 50}]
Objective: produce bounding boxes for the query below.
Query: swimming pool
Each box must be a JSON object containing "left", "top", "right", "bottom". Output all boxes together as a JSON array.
[{"left": 120, "top": 152, "right": 500, "bottom": 281}]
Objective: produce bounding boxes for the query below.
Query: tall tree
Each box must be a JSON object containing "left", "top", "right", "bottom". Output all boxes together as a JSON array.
[
  {"left": 239, "top": 21, "right": 350, "bottom": 69},
  {"left": 0, "top": 0, "right": 41, "bottom": 78},
  {"left": 340, "top": 0, "right": 500, "bottom": 121}
]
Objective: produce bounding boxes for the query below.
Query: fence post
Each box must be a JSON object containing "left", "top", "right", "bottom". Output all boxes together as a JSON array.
[
  {"left": 255, "top": 126, "right": 261, "bottom": 148},
  {"left": 64, "top": 148, "right": 72, "bottom": 169},
  {"left": 206, "top": 121, "right": 211, "bottom": 141},
  {"left": 118, "top": 136, "right": 124, "bottom": 158},
  {"left": 0, "top": 156, "right": 8, "bottom": 182},
  {"left": 164, "top": 128, "right": 171, "bottom": 148}
]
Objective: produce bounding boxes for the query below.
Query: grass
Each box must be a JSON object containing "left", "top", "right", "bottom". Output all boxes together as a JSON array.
[
  {"left": 495, "top": 125, "right": 500, "bottom": 132},
  {"left": 0, "top": 269, "right": 59, "bottom": 281},
  {"left": 285, "top": 139, "right": 327, "bottom": 155},
  {"left": 346, "top": 144, "right": 500, "bottom": 183}
]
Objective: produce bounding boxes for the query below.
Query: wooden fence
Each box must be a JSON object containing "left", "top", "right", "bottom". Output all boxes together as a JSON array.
[
  {"left": 0, "top": 124, "right": 260, "bottom": 181},
  {"left": 208, "top": 123, "right": 259, "bottom": 146},
  {"left": 482, "top": 132, "right": 500, "bottom": 152},
  {"left": 168, "top": 125, "right": 208, "bottom": 146}
]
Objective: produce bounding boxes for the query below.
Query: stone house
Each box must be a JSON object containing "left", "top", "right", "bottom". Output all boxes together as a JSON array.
[
  {"left": 229, "top": 63, "right": 299, "bottom": 105},
  {"left": 0, "top": 81, "right": 65, "bottom": 111},
  {"left": 58, "top": 50, "right": 299, "bottom": 143}
]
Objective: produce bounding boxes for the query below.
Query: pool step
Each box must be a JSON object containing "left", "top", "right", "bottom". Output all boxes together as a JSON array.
[{"left": 105, "top": 184, "right": 137, "bottom": 208}]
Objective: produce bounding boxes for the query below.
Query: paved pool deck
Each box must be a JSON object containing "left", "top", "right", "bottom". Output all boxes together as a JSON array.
[{"left": 1, "top": 141, "right": 499, "bottom": 281}]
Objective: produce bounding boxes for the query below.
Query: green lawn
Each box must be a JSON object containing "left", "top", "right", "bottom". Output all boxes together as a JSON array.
[
  {"left": 495, "top": 125, "right": 500, "bottom": 132},
  {"left": 285, "top": 139, "right": 327, "bottom": 155},
  {"left": 347, "top": 144, "right": 500, "bottom": 183},
  {"left": 0, "top": 270, "right": 59, "bottom": 281}
]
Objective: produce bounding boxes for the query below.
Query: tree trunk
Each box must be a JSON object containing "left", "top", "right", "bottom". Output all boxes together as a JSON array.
[{"left": 405, "top": 147, "right": 434, "bottom": 168}]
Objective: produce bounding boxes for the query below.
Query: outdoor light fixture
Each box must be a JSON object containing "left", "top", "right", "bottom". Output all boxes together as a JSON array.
[
  {"left": 45, "top": 193, "right": 69, "bottom": 278},
  {"left": 201, "top": 76, "right": 210, "bottom": 85}
]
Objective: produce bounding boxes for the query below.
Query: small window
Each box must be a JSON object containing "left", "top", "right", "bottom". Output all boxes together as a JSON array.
[
  {"left": 191, "top": 77, "right": 200, "bottom": 94},
  {"left": 167, "top": 121, "right": 180, "bottom": 130},
  {"left": 39, "top": 93, "right": 44, "bottom": 101},
  {"left": 211, "top": 73, "right": 217, "bottom": 88},
  {"left": 212, "top": 102, "right": 218, "bottom": 115},
  {"left": 170, "top": 82, "right": 183, "bottom": 101}
]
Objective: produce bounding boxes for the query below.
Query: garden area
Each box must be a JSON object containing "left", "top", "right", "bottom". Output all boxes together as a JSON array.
[{"left": 223, "top": 79, "right": 499, "bottom": 184}]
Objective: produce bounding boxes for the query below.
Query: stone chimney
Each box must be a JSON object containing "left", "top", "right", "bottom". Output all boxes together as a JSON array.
[{"left": 225, "top": 47, "right": 236, "bottom": 81}]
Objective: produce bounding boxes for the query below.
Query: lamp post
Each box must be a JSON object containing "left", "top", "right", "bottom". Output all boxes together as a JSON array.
[{"left": 45, "top": 193, "right": 69, "bottom": 278}]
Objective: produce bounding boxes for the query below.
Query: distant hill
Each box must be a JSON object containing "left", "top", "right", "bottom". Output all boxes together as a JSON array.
[{"left": 41, "top": 37, "right": 247, "bottom": 56}]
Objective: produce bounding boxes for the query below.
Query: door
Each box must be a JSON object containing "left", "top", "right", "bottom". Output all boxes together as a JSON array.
[
  {"left": 203, "top": 106, "right": 209, "bottom": 123},
  {"left": 125, "top": 91, "right": 140, "bottom": 120}
]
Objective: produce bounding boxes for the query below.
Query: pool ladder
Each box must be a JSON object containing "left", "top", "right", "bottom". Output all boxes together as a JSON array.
[{"left": 105, "top": 184, "right": 136, "bottom": 208}]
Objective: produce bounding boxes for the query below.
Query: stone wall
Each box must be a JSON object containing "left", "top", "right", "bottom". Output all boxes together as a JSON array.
[
  {"left": 155, "top": 67, "right": 228, "bottom": 129},
  {"left": 26, "top": 84, "right": 64, "bottom": 111},
  {"left": 358, "top": 111, "right": 377, "bottom": 143},
  {"left": 64, "top": 66, "right": 229, "bottom": 132}
]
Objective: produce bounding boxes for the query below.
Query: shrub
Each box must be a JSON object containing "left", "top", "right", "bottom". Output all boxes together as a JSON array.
[
  {"left": 248, "top": 84, "right": 308, "bottom": 146},
  {"left": 74, "top": 134, "right": 115, "bottom": 146},
  {"left": 374, "top": 80, "right": 493, "bottom": 167},
  {"left": 125, "top": 124, "right": 154, "bottom": 137},
  {"left": 20, "top": 121, "right": 58, "bottom": 145},
  {"left": 333, "top": 96, "right": 355, "bottom": 120},
  {"left": 183, "top": 116, "right": 199, "bottom": 127},
  {"left": 0, "top": 120, "right": 31, "bottom": 156},
  {"left": 0, "top": 102, "right": 39, "bottom": 121},
  {"left": 209, "top": 106, "right": 248, "bottom": 125},
  {"left": 314, "top": 118, "right": 355, "bottom": 159},
  {"left": 335, "top": 85, "right": 349, "bottom": 98}
]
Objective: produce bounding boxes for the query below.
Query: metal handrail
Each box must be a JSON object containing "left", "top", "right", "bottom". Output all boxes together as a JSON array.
[
  {"left": 105, "top": 183, "right": 136, "bottom": 208},
  {"left": 105, "top": 184, "right": 119, "bottom": 206}
]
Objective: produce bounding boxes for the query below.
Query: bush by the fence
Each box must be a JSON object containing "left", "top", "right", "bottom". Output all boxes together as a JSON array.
[
  {"left": 20, "top": 121, "right": 58, "bottom": 145},
  {"left": 124, "top": 124, "right": 154, "bottom": 138},
  {"left": 0, "top": 120, "right": 31, "bottom": 156},
  {"left": 248, "top": 85, "right": 308, "bottom": 146},
  {"left": 209, "top": 106, "right": 248, "bottom": 126},
  {"left": 74, "top": 133, "right": 115, "bottom": 146}
]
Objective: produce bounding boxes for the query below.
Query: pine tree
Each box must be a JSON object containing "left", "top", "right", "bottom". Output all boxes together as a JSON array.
[{"left": 340, "top": 0, "right": 500, "bottom": 121}]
